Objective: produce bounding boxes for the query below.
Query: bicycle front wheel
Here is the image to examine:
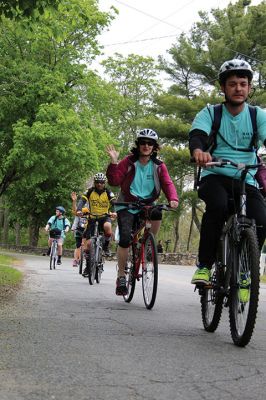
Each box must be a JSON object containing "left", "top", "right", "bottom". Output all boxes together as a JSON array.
[
  {"left": 95, "top": 242, "right": 103, "bottom": 284},
  {"left": 79, "top": 247, "right": 84, "bottom": 275},
  {"left": 229, "top": 227, "right": 260, "bottom": 347},
  {"left": 142, "top": 233, "right": 158, "bottom": 310},
  {"left": 201, "top": 263, "right": 224, "bottom": 332},
  {"left": 87, "top": 241, "right": 96, "bottom": 285},
  {"left": 49, "top": 241, "right": 57, "bottom": 270},
  {"left": 123, "top": 244, "right": 136, "bottom": 303}
]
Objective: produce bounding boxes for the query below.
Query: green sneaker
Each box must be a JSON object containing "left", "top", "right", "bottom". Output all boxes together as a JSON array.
[
  {"left": 239, "top": 273, "right": 251, "bottom": 303},
  {"left": 191, "top": 267, "right": 211, "bottom": 285}
]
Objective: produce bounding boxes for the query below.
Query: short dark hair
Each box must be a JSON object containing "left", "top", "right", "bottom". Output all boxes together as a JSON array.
[{"left": 219, "top": 70, "right": 252, "bottom": 86}]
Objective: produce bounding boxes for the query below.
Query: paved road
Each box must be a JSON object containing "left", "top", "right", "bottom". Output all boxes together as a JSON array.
[{"left": 0, "top": 253, "right": 266, "bottom": 400}]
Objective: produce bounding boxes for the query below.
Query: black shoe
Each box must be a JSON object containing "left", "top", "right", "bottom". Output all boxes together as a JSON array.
[
  {"left": 57, "top": 258, "right": 62, "bottom": 265},
  {"left": 45, "top": 248, "right": 51, "bottom": 256},
  {"left": 82, "top": 267, "right": 89, "bottom": 277},
  {"left": 116, "top": 276, "right": 128, "bottom": 296}
]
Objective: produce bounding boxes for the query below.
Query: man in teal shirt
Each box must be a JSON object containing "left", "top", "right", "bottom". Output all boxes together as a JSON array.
[{"left": 189, "top": 59, "right": 266, "bottom": 291}]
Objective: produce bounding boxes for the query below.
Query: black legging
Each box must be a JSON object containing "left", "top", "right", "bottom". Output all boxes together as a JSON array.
[{"left": 198, "top": 174, "right": 266, "bottom": 268}]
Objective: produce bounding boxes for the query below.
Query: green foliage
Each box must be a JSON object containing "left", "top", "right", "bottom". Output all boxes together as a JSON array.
[
  {"left": 101, "top": 53, "right": 162, "bottom": 151},
  {"left": 0, "top": 0, "right": 59, "bottom": 20}
]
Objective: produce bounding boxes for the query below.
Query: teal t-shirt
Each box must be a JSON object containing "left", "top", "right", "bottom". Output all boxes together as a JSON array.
[
  {"left": 48, "top": 215, "right": 71, "bottom": 239},
  {"left": 115, "top": 160, "right": 155, "bottom": 214},
  {"left": 191, "top": 103, "right": 266, "bottom": 186}
]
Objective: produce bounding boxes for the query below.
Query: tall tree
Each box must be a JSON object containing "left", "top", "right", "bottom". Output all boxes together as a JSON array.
[{"left": 101, "top": 53, "right": 162, "bottom": 153}]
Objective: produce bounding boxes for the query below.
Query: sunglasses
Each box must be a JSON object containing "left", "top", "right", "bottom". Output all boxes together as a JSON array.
[
  {"left": 139, "top": 140, "right": 155, "bottom": 146},
  {"left": 95, "top": 180, "right": 105, "bottom": 184}
]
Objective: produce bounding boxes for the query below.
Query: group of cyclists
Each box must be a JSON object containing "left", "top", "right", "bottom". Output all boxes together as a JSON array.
[{"left": 44, "top": 58, "right": 266, "bottom": 303}]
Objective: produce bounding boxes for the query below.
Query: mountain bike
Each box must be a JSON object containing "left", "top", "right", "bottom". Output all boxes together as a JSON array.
[
  {"left": 115, "top": 202, "right": 172, "bottom": 310},
  {"left": 195, "top": 159, "right": 262, "bottom": 347},
  {"left": 85, "top": 213, "right": 109, "bottom": 285},
  {"left": 48, "top": 229, "right": 62, "bottom": 270}
]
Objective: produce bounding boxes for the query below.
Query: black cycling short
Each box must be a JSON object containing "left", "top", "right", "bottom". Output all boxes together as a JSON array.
[
  {"left": 83, "top": 215, "right": 111, "bottom": 240},
  {"left": 117, "top": 208, "right": 162, "bottom": 248}
]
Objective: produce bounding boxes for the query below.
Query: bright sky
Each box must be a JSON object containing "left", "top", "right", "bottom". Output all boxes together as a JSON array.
[{"left": 97, "top": 0, "right": 262, "bottom": 61}]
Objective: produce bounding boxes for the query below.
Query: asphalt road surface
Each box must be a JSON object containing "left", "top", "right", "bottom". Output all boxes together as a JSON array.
[{"left": 0, "top": 252, "right": 266, "bottom": 400}]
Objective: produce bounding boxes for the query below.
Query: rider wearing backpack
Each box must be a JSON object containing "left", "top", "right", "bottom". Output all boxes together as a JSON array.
[
  {"left": 45, "top": 206, "right": 71, "bottom": 265},
  {"left": 189, "top": 59, "right": 266, "bottom": 286}
]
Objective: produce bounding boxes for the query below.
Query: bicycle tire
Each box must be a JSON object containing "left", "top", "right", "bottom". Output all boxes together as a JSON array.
[
  {"left": 123, "top": 243, "right": 136, "bottom": 303},
  {"left": 142, "top": 233, "right": 158, "bottom": 310},
  {"left": 95, "top": 242, "right": 103, "bottom": 284},
  {"left": 201, "top": 263, "right": 224, "bottom": 332},
  {"left": 88, "top": 241, "right": 96, "bottom": 285},
  {"left": 229, "top": 227, "right": 260, "bottom": 347},
  {"left": 49, "top": 241, "right": 57, "bottom": 270},
  {"left": 79, "top": 247, "right": 84, "bottom": 275}
]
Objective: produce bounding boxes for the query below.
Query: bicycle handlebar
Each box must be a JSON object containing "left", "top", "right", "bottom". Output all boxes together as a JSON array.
[
  {"left": 113, "top": 201, "right": 173, "bottom": 211},
  {"left": 191, "top": 157, "right": 265, "bottom": 170}
]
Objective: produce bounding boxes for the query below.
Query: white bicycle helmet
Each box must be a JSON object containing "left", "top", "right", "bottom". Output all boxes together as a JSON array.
[
  {"left": 94, "top": 172, "right": 106, "bottom": 182},
  {"left": 136, "top": 128, "right": 158, "bottom": 141},
  {"left": 219, "top": 59, "right": 253, "bottom": 82}
]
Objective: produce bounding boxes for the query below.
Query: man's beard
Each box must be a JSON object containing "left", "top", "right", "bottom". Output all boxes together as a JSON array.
[{"left": 225, "top": 94, "right": 247, "bottom": 107}]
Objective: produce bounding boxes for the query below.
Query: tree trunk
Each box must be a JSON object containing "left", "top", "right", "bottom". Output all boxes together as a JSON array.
[
  {"left": 0, "top": 197, "right": 4, "bottom": 242},
  {"left": 28, "top": 215, "right": 40, "bottom": 247},
  {"left": 15, "top": 222, "right": 21, "bottom": 246},
  {"left": 173, "top": 216, "right": 180, "bottom": 253},
  {"left": 3, "top": 206, "right": 9, "bottom": 244},
  {"left": 187, "top": 210, "right": 194, "bottom": 252}
]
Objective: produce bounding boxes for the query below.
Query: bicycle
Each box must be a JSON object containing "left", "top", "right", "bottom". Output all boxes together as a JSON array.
[
  {"left": 194, "top": 158, "right": 262, "bottom": 347},
  {"left": 84, "top": 213, "right": 109, "bottom": 285},
  {"left": 114, "top": 202, "right": 172, "bottom": 310},
  {"left": 48, "top": 228, "right": 62, "bottom": 270}
]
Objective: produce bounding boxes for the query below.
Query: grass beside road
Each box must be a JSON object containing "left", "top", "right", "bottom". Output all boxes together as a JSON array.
[{"left": 0, "top": 254, "right": 23, "bottom": 288}]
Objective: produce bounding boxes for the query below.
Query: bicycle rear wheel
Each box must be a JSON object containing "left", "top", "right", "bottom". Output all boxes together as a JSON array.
[
  {"left": 123, "top": 243, "right": 136, "bottom": 303},
  {"left": 201, "top": 263, "right": 224, "bottom": 332},
  {"left": 142, "top": 233, "right": 158, "bottom": 310},
  {"left": 79, "top": 246, "right": 84, "bottom": 275},
  {"left": 229, "top": 227, "right": 260, "bottom": 347},
  {"left": 88, "top": 241, "right": 96, "bottom": 285}
]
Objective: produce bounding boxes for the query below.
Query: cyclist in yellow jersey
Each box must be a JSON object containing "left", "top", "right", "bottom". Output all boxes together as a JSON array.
[{"left": 76, "top": 173, "right": 116, "bottom": 268}]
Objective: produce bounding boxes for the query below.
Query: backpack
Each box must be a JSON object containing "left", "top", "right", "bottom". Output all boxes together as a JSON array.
[
  {"left": 195, "top": 103, "right": 265, "bottom": 193},
  {"left": 53, "top": 216, "right": 66, "bottom": 230},
  {"left": 206, "top": 103, "right": 258, "bottom": 154}
]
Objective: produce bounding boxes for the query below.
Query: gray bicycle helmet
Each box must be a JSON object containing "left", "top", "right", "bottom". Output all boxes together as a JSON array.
[
  {"left": 136, "top": 128, "right": 158, "bottom": 142},
  {"left": 218, "top": 59, "right": 253, "bottom": 83},
  {"left": 56, "top": 206, "right": 65, "bottom": 214}
]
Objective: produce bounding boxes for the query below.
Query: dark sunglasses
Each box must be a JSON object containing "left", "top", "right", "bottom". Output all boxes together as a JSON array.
[
  {"left": 138, "top": 140, "right": 154, "bottom": 146},
  {"left": 95, "top": 180, "right": 105, "bottom": 184}
]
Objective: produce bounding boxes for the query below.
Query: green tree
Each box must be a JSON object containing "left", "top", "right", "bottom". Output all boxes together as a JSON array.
[
  {"left": 0, "top": 0, "right": 60, "bottom": 19},
  {"left": 0, "top": 1, "right": 117, "bottom": 245},
  {"left": 154, "top": 0, "right": 266, "bottom": 250},
  {"left": 101, "top": 53, "right": 162, "bottom": 153}
]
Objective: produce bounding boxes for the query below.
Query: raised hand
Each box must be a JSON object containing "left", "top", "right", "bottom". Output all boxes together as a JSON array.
[
  {"left": 106, "top": 144, "right": 119, "bottom": 164},
  {"left": 71, "top": 191, "right": 77, "bottom": 201}
]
